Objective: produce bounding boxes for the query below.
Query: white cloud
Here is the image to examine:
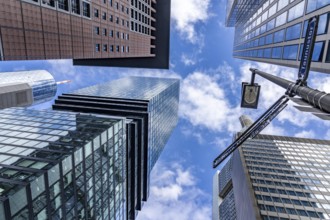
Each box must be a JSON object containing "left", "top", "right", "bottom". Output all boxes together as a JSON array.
[
  {"left": 171, "top": 0, "right": 211, "bottom": 43},
  {"left": 180, "top": 71, "right": 242, "bottom": 133},
  {"left": 294, "top": 130, "right": 316, "bottom": 139},
  {"left": 181, "top": 53, "right": 197, "bottom": 66},
  {"left": 137, "top": 162, "right": 211, "bottom": 220}
]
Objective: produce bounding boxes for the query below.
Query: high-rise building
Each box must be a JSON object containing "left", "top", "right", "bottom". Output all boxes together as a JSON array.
[
  {"left": 0, "top": 0, "right": 171, "bottom": 69},
  {"left": 227, "top": 0, "right": 330, "bottom": 74},
  {"left": 213, "top": 115, "right": 330, "bottom": 220},
  {"left": 52, "top": 76, "right": 180, "bottom": 219},
  {"left": 0, "top": 108, "right": 127, "bottom": 220},
  {"left": 0, "top": 70, "right": 57, "bottom": 109}
]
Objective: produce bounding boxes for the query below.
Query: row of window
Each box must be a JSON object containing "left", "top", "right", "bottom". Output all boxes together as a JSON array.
[
  {"left": 239, "top": 0, "right": 330, "bottom": 45},
  {"left": 131, "top": 0, "right": 151, "bottom": 15},
  {"left": 235, "top": 13, "right": 329, "bottom": 51},
  {"left": 95, "top": 44, "right": 129, "bottom": 53},
  {"left": 131, "top": 21, "right": 150, "bottom": 35},
  {"left": 28, "top": 0, "right": 91, "bottom": 17},
  {"left": 260, "top": 205, "right": 324, "bottom": 218},
  {"left": 131, "top": 9, "right": 151, "bottom": 25},
  {"left": 234, "top": 41, "right": 326, "bottom": 62},
  {"left": 94, "top": 9, "right": 130, "bottom": 28},
  {"left": 94, "top": 27, "right": 130, "bottom": 40}
]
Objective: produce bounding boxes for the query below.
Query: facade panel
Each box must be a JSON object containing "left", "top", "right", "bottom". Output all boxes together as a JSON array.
[{"left": 227, "top": 0, "right": 330, "bottom": 73}]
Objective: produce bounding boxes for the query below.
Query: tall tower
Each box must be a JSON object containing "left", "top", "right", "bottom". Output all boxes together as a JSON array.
[
  {"left": 213, "top": 115, "right": 330, "bottom": 219},
  {"left": 0, "top": 70, "right": 57, "bottom": 109},
  {"left": 226, "top": 0, "right": 330, "bottom": 74},
  {"left": 52, "top": 76, "right": 180, "bottom": 219},
  {"left": 0, "top": 0, "right": 171, "bottom": 69}
]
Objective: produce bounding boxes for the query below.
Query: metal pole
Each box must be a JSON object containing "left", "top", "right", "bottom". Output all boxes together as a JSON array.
[{"left": 250, "top": 68, "right": 330, "bottom": 113}]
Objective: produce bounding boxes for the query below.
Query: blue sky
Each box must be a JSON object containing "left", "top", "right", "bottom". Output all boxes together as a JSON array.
[{"left": 1, "top": 0, "right": 330, "bottom": 219}]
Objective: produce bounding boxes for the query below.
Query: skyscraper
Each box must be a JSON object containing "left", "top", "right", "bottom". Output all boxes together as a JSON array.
[
  {"left": 0, "top": 0, "right": 171, "bottom": 69},
  {"left": 213, "top": 115, "right": 330, "bottom": 219},
  {"left": 0, "top": 70, "right": 57, "bottom": 109},
  {"left": 226, "top": 0, "right": 330, "bottom": 74},
  {"left": 0, "top": 108, "right": 127, "bottom": 220},
  {"left": 52, "top": 76, "right": 180, "bottom": 219}
]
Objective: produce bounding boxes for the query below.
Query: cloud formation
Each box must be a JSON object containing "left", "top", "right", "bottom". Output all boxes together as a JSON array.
[
  {"left": 171, "top": 0, "right": 211, "bottom": 43},
  {"left": 137, "top": 161, "right": 211, "bottom": 220}
]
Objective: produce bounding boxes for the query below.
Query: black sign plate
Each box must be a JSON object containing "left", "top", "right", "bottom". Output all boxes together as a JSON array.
[{"left": 298, "top": 16, "right": 319, "bottom": 82}]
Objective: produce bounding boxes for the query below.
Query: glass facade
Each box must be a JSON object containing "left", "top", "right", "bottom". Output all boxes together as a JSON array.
[
  {"left": 0, "top": 108, "right": 126, "bottom": 220},
  {"left": 70, "top": 76, "right": 180, "bottom": 172},
  {"left": 214, "top": 115, "right": 330, "bottom": 219},
  {"left": 244, "top": 135, "right": 330, "bottom": 219},
  {"left": 0, "top": 70, "right": 57, "bottom": 105},
  {"left": 53, "top": 76, "right": 180, "bottom": 220},
  {"left": 227, "top": 0, "right": 330, "bottom": 73}
]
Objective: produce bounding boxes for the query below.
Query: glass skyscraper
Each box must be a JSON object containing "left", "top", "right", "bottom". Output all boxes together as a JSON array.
[
  {"left": 52, "top": 76, "right": 180, "bottom": 219},
  {"left": 226, "top": 0, "right": 330, "bottom": 74},
  {"left": 0, "top": 70, "right": 57, "bottom": 108},
  {"left": 213, "top": 115, "right": 330, "bottom": 220},
  {"left": 0, "top": 108, "right": 126, "bottom": 220}
]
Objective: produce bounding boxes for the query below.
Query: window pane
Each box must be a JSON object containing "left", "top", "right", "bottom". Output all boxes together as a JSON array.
[
  {"left": 276, "top": 11, "right": 287, "bottom": 27},
  {"left": 264, "top": 48, "right": 272, "bottom": 58},
  {"left": 325, "top": 40, "right": 330, "bottom": 62},
  {"left": 272, "top": 47, "right": 282, "bottom": 59},
  {"left": 283, "top": 44, "right": 298, "bottom": 60},
  {"left": 306, "top": 0, "right": 330, "bottom": 14},
  {"left": 274, "top": 29, "right": 285, "bottom": 43},
  {"left": 318, "top": 13, "right": 329, "bottom": 35},
  {"left": 278, "top": 0, "right": 289, "bottom": 11},
  {"left": 285, "top": 23, "right": 302, "bottom": 41},
  {"left": 312, "top": 41, "right": 325, "bottom": 62},
  {"left": 269, "top": 3, "right": 277, "bottom": 17},
  {"left": 267, "top": 19, "right": 275, "bottom": 31},
  {"left": 258, "top": 49, "right": 263, "bottom": 57},
  {"left": 259, "top": 36, "right": 265, "bottom": 46},
  {"left": 288, "top": 1, "right": 305, "bottom": 22},
  {"left": 266, "top": 34, "right": 273, "bottom": 44}
]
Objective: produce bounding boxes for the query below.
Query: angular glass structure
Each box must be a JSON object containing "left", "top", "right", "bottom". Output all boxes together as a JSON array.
[
  {"left": 227, "top": 0, "right": 330, "bottom": 74},
  {"left": 0, "top": 70, "right": 57, "bottom": 108},
  {"left": 0, "top": 108, "right": 126, "bottom": 220},
  {"left": 52, "top": 76, "right": 180, "bottom": 219},
  {"left": 213, "top": 115, "right": 330, "bottom": 220}
]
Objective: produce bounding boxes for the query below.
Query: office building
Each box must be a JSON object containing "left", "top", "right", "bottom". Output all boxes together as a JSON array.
[
  {"left": 0, "top": 0, "right": 171, "bottom": 69},
  {"left": 0, "top": 108, "right": 127, "bottom": 219},
  {"left": 227, "top": 0, "right": 330, "bottom": 74},
  {"left": 213, "top": 115, "right": 330, "bottom": 219},
  {"left": 52, "top": 76, "right": 180, "bottom": 219},
  {"left": 0, "top": 70, "right": 56, "bottom": 109}
]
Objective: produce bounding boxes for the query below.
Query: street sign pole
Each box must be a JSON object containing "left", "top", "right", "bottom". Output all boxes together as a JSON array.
[{"left": 213, "top": 16, "right": 323, "bottom": 169}]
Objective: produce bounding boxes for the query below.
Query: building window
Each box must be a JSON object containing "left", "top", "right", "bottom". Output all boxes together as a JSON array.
[
  {"left": 102, "top": 28, "right": 107, "bottom": 36},
  {"left": 122, "top": 46, "right": 125, "bottom": 52},
  {"left": 263, "top": 48, "right": 271, "bottom": 58},
  {"left": 94, "top": 27, "right": 100, "bottom": 35},
  {"left": 265, "top": 34, "right": 273, "bottom": 45},
  {"left": 275, "top": 11, "right": 287, "bottom": 27},
  {"left": 110, "top": 45, "right": 114, "bottom": 52},
  {"left": 285, "top": 23, "right": 301, "bottom": 41},
  {"left": 94, "top": 8, "right": 99, "bottom": 17},
  {"left": 109, "top": 0, "right": 113, "bottom": 6},
  {"left": 288, "top": 1, "right": 304, "bottom": 22},
  {"left": 306, "top": 0, "right": 330, "bottom": 14},
  {"left": 83, "top": 2, "right": 91, "bottom": 17},
  {"left": 267, "top": 19, "right": 275, "bottom": 31},
  {"left": 116, "top": 32, "right": 119, "bottom": 38},
  {"left": 274, "top": 29, "right": 284, "bottom": 43},
  {"left": 116, "top": 17, "right": 119, "bottom": 24},
  {"left": 42, "top": 0, "right": 55, "bottom": 7},
  {"left": 259, "top": 36, "right": 265, "bottom": 46},
  {"left": 95, "top": 44, "right": 100, "bottom": 52},
  {"left": 109, "top": 15, "right": 113, "bottom": 22},
  {"left": 103, "top": 45, "right": 108, "bottom": 52},
  {"left": 126, "top": 46, "right": 129, "bottom": 52},
  {"left": 272, "top": 47, "right": 282, "bottom": 59},
  {"left": 102, "top": 12, "right": 106, "bottom": 20},
  {"left": 58, "top": 0, "right": 69, "bottom": 11},
  {"left": 311, "top": 41, "right": 325, "bottom": 62},
  {"left": 71, "top": 0, "right": 80, "bottom": 14},
  {"left": 116, "top": 45, "right": 119, "bottom": 52},
  {"left": 277, "top": 0, "right": 289, "bottom": 11},
  {"left": 283, "top": 44, "right": 298, "bottom": 60},
  {"left": 116, "top": 2, "right": 119, "bottom": 9},
  {"left": 109, "top": 30, "right": 114, "bottom": 37}
]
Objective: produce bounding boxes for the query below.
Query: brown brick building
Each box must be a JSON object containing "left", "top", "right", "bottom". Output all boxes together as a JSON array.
[{"left": 0, "top": 0, "right": 171, "bottom": 68}]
